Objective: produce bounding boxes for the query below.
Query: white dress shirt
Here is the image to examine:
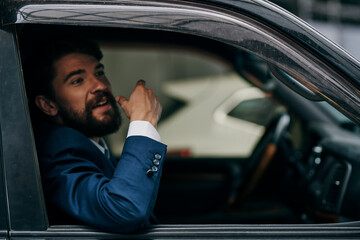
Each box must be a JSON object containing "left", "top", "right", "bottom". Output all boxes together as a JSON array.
[{"left": 90, "top": 120, "right": 161, "bottom": 156}]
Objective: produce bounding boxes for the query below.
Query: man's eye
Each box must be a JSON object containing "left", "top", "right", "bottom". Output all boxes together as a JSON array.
[
  {"left": 71, "top": 78, "right": 83, "bottom": 85},
  {"left": 95, "top": 71, "right": 105, "bottom": 77}
]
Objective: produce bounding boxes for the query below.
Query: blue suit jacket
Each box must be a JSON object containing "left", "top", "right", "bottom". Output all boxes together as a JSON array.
[{"left": 35, "top": 121, "right": 167, "bottom": 233}]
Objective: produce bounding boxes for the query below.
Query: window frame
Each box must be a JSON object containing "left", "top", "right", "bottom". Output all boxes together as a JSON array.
[
  {"left": 0, "top": 27, "right": 9, "bottom": 240},
  {"left": 0, "top": 95, "right": 8, "bottom": 238},
  {"left": 0, "top": 26, "right": 48, "bottom": 232}
]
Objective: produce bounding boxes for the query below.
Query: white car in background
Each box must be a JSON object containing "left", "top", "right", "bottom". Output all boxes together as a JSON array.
[{"left": 158, "top": 73, "right": 285, "bottom": 158}]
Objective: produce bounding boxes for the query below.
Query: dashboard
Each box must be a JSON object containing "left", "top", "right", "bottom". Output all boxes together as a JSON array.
[{"left": 299, "top": 123, "right": 360, "bottom": 222}]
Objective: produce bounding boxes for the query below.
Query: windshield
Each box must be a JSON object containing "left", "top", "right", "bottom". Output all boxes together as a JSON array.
[{"left": 317, "top": 101, "right": 360, "bottom": 135}]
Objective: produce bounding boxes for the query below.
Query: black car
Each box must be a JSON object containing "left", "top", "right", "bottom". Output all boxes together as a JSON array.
[{"left": 1, "top": 0, "right": 360, "bottom": 239}]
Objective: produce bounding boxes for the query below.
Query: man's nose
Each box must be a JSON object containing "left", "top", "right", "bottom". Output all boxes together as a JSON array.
[{"left": 90, "top": 76, "right": 108, "bottom": 93}]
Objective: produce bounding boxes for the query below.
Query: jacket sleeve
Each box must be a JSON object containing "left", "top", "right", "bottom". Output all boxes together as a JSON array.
[{"left": 37, "top": 126, "right": 167, "bottom": 233}]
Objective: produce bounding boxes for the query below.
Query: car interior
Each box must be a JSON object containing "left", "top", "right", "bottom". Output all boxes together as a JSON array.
[{"left": 18, "top": 23, "right": 360, "bottom": 227}]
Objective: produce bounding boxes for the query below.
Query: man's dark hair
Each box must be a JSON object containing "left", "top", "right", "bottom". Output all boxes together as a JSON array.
[
  {"left": 24, "top": 38, "right": 103, "bottom": 101},
  {"left": 23, "top": 38, "right": 103, "bottom": 124}
]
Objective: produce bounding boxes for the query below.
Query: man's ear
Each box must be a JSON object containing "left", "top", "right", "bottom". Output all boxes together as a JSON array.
[{"left": 35, "top": 95, "right": 58, "bottom": 117}]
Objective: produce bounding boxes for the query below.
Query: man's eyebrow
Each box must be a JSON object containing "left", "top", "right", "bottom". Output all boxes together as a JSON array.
[
  {"left": 96, "top": 63, "right": 104, "bottom": 69},
  {"left": 63, "top": 63, "right": 104, "bottom": 83},
  {"left": 64, "top": 69, "right": 85, "bottom": 83}
]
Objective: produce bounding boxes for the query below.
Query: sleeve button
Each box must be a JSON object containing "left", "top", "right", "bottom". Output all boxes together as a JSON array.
[
  {"left": 154, "top": 153, "right": 162, "bottom": 160},
  {"left": 153, "top": 159, "right": 160, "bottom": 166},
  {"left": 152, "top": 166, "right": 158, "bottom": 172},
  {"left": 146, "top": 169, "right": 154, "bottom": 177}
]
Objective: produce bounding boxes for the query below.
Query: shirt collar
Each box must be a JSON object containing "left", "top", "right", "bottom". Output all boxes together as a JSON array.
[{"left": 90, "top": 138, "right": 110, "bottom": 158}]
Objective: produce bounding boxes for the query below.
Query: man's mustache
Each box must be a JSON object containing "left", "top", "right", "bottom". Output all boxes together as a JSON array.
[{"left": 88, "top": 91, "right": 116, "bottom": 109}]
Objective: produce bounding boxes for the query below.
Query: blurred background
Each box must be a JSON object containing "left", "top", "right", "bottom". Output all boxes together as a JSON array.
[
  {"left": 101, "top": 0, "right": 360, "bottom": 156},
  {"left": 271, "top": 0, "right": 360, "bottom": 60}
]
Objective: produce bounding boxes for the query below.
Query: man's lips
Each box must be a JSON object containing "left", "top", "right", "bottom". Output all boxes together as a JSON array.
[
  {"left": 93, "top": 99, "right": 109, "bottom": 109},
  {"left": 89, "top": 92, "right": 116, "bottom": 113},
  {"left": 90, "top": 96, "right": 113, "bottom": 112}
]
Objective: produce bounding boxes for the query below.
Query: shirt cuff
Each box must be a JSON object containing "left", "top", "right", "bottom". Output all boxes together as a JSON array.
[{"left": 127, "top": 121, "right": 162, "bottom": 143}]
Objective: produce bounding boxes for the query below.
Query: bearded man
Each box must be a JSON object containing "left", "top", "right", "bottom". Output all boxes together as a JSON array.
[{"left": 24, "top": 39, "right": 167, "bottom": 233}]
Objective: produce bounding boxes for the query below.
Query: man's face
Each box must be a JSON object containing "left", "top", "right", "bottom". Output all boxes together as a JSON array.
[{"left": 51, "top": 53, "right": 121, "bottom": 138}]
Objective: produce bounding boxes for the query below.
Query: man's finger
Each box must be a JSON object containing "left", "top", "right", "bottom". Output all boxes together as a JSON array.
[
  {"left": 137, "top": 79, "right": 146, "bottom": 86},
  {"left": 116, "top": 95, "right": 127, "bottom": 105}
]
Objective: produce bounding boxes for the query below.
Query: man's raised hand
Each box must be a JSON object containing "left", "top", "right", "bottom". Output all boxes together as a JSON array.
[{"left": 116, "top": 80, "right": 162, "bottom": 128}]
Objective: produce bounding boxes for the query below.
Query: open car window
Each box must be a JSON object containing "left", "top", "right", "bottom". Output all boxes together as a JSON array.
[
  {"left": 93, "top": 36, "right": 359, "bottom": 224},
  {"left": 102, "top": 43, "right": 286, "bottom": 159},
  {"left": 17, "top": 23, "right": 360, "bottom": 227}
]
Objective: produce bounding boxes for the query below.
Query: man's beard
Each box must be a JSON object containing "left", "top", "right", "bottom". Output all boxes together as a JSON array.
[{"left": 57, "top": 91, "right": 121, "bottom": 138}]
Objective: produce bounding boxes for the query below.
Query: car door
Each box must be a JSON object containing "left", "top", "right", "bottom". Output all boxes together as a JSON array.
[{"left": 1, "top": 0, "right": 360, "bottom": 239}]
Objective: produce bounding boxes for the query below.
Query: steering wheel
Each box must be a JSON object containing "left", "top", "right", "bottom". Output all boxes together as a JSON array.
[{"left": 228, "top": 112, "right": 291, "bottom": 209}]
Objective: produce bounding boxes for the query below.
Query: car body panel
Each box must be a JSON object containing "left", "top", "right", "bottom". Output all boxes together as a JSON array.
[
  {"left": 0, "top": 27, "right": 48, "bottom": 232},
  {"left": 0, "top": 30, "right": 9, "bottom": 237},
  {"left": 0, "top": 116, "right": 8, "bottom": 239},
  {"left": 7, "top": 224, "right": 360, "bottom": 239}
]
